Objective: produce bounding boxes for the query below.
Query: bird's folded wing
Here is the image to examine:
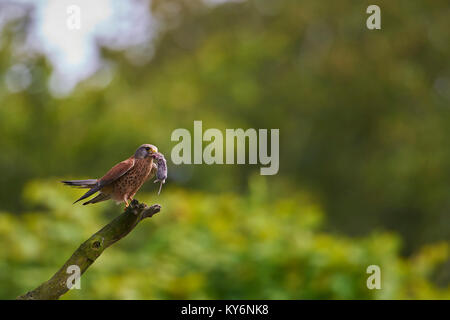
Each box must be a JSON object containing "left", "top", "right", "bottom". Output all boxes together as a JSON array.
[{"left": 99, "top": 157, "right": 135, "bottom": 187}]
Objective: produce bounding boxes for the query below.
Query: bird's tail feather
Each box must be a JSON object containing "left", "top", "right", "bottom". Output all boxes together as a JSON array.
[
  {"left": 83, "top": 193, "right": 111, "bottom": 205},
  {"left": 73, "top": 185, "right": 101, "bottom": 204},
  {"left": 62, "top": 179, "right": 98, "bottom": 188}
]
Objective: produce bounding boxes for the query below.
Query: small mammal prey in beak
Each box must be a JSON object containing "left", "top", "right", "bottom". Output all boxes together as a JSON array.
[{"left": 152, "top": 152, "right": 167, "bottom": 195}]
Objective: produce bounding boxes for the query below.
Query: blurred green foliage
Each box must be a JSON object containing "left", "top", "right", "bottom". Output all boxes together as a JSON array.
[
  {"left": 0, "top": 0, "right": 449, "bottom": 299},
  {"left": 1, "top": 177, "right": 449, "bottom": 299},
  {"left": 0, "top": 0, "right": 449, "bottom": 252}
]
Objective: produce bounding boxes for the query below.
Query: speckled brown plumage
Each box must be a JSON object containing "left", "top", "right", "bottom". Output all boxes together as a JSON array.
[
  {"left": 62, "top": 144, "right": 160, "bottom": 208},
  {"left": 110, "top": 157, "right": 154, "bottom": 203}
]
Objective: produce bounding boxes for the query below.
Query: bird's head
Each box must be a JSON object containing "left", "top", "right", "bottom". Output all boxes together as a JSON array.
[{"left": 134, "top": 144, "right": 158, "bottom": 159}]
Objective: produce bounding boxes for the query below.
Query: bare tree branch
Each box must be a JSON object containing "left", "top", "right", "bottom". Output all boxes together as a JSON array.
[{"left": 17, "top": 200, "right": 161, "bottom": 300}]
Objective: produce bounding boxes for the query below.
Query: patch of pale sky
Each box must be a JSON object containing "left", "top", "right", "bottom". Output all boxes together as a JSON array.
[
  {"left": 2, "top": 0, "right": 154, "bottom": 96},
  {"left": 1, "top": 0, "right": 235, "bottom": 97}
]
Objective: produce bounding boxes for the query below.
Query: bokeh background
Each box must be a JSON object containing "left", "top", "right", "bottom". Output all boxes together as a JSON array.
[{"left": 0, "top": 0, "right": 449, "bottom": 299}]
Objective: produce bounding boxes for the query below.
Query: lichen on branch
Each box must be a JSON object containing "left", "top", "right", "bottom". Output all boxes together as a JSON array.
[{"left": 17, "top": 200, "right": 161, "bottom": 300}]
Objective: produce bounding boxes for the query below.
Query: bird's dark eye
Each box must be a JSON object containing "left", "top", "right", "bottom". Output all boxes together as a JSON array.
[{"left": 145, "top": 147, "right": 150, "bottom": 151}]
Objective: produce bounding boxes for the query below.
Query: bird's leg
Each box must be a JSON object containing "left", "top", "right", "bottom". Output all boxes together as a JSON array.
[{"left": 124, "top": 199, "right": 130, "bottom": 210}]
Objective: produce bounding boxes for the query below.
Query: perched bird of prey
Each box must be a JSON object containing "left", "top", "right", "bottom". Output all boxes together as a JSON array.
[{"left": 62, "top": 144, "right": 163, "bottom": 208}]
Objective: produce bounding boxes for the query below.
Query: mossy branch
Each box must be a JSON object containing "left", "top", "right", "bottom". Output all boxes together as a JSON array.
[{"left": 17, "top": 200, "right": 161, "bottom": 300}]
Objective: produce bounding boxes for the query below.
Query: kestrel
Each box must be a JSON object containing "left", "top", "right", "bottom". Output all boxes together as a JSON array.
[{"left": 62, "top": 144, "right": 161, "bottom": 208}]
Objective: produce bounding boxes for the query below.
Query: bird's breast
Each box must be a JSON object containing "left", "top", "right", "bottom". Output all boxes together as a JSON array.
[
  {"left": 123, "top": 157, "right": 153, "bottom": 188},
  {"left": 111, "top": 157, "right": 153, "bottom": 196},
  {"left": 132, "top": 157, "right": 154, "bottom": 181}
]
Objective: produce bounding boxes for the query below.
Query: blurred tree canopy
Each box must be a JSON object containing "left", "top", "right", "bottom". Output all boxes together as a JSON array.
[
  {"left": 0, "top": 0, "right": 449, "bottom": 299},
  {"left": 1, "top": 177, "right": 449, "bottom": 299}
]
